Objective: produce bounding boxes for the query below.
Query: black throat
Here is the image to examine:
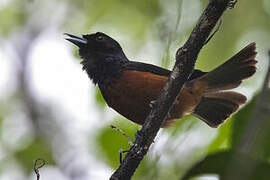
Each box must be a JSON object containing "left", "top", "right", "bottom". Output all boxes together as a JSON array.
[{"left": 81, "top": 57, "right": 126, "bottom": 88}]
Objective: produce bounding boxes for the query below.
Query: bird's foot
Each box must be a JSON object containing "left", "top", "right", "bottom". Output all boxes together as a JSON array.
[
  {"left": 119, "top": 149, "right": 130, "bottom": 164},
  {"left": 227, "top": 0, "right": 237, "bottom": 9},
  {"left": 149, "top": 100, "right": 157, "bottom": 108}
]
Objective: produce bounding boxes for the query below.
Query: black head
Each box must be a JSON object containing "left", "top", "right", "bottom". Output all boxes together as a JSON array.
[
  {"left": 65, "top": 32, "right": 129, "bottom": 85},
  {"left": 65, "top": 32, "right": 128, "bottom": 62}
]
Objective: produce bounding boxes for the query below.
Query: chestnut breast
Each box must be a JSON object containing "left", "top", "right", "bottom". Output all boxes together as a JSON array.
[{"left": 101, "top": 70, "right": 203, "bottom": 127}]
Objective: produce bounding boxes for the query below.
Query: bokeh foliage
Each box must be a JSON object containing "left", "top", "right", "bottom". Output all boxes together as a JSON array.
[
  {"left": 15, "top": 137, "right": 55, "bottom": 174},
  {"left": 0, "top": 0, "right": 269, "bottom": 179}
]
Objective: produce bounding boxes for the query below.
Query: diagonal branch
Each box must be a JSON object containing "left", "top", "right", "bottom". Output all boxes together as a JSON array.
[{"left": 110, "top": 0, "right": 234, "bottom": 179}]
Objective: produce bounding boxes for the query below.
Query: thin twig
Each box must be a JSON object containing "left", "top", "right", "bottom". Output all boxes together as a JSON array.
[
  {"left": 111, "top": 125, "right": 133, "bottom": 146},
  {"left": 162, "top": 0, "right": 183, "bottom": 68},
  {"left": 34, "top": 158, "right": 46, "bottom": 180},
  {"left": 120, "top": 149, "right": 130, "bottom": 164}
]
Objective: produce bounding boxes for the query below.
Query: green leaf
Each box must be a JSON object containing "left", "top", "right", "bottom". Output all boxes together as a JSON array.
[
  {"left": 208, "top": 117, "right": 232, "bottom": 153},
  {"left": 182, "top": 150, "right": 270, "bottom": 180},
  {"left": 95, "top": 119, "right": 139, "bottom": 168},
  {"left": 166, "top": 115, "right": 198, "bottom": 137},
  {"left": 0, "top": 1, "right": 27, "bottom": 35},
  {"left": 95, "top": 118, "right": 164, "bottom": 179},
  {"left": 231, "top": 89, "right": 270, "bottom": 159},
  {"left": 255, "top": 90, "right": 270, "bottom": 159},
  {"left": 0, "top": 115, "right": 3, "bottom": 136},
  {"left": 14, "top": 137, "right": 55, "bottom": 174},
  {"left": 95, "top": 88, "right": 106, "bottom": 109},
  {"left": 231, "top": 97, "right": 256, "bottom": 148},
  {"left": 70, "top": 0, "right": 162, "bottom": 44}
]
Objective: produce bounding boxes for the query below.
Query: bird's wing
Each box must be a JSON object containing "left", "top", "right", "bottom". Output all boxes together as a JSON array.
[
  {"left": 124, "top": 61, "right": 207, "bottom": 80},
  {"left": 123, "top": 61, "right": 171, "bottom": 76}
]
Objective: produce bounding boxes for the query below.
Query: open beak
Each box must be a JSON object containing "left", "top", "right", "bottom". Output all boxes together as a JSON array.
[{"left": 64, "top": 33, "right": 87, "bottom": 47}]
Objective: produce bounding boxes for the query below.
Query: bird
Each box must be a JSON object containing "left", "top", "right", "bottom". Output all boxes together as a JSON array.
[{"left": 64, "top": 32, "right": 257, "bottom": 128}]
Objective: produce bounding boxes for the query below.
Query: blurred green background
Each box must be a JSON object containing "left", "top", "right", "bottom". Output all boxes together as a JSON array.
[{"left": 0, "top": 0, "right": 270, "bottom": 179}]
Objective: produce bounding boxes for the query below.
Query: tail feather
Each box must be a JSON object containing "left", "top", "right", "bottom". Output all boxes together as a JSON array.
[
  {"left": 191, "top": 43, "right": 257, "bottom": 127},
  {"left": 199, "top": 42, "right": 257, "bottom": 93},
  {"left": 192, "top": 91, "right": 247, "bottom": 127}
]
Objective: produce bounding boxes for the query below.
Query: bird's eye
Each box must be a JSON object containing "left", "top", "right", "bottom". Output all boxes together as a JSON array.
[{"left": 96, "top": 35, "right": 104, "bottom": 41}]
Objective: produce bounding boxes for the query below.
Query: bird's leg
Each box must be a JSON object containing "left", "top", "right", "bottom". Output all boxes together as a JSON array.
[
  {"left": 166, "top": 111, "right": 172, "bottom": 120},
  {"left": 149, "top": 100, "right": 157, "bottom": 108},
  {"left": 135, "top": 130, "right": 144, "bottom": 141},
  {"left": 119, "top": 149, "right": 130, "bottom": 164}
]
